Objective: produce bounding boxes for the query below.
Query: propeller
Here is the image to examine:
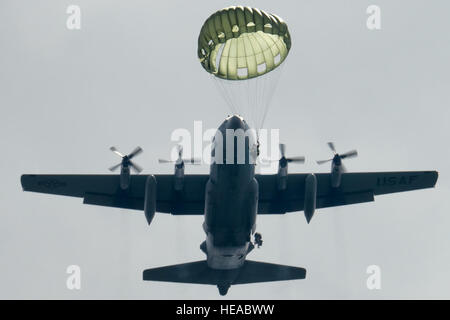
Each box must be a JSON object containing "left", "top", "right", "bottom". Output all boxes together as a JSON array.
[
  {"left": 109, "top": 146, "right": 143, "bottom": 173},
  {"left": 316, "top": 142, "right": 357, "bottom": 165},
  {"left": 264, "top": 144, "right": 305, "bottom": 166},
  {"left": 158, "top": 145, "right": 201, "bottom": 165}
]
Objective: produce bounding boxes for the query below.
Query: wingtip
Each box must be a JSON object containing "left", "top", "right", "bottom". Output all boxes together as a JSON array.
[
  {"left": 20, "top": 174, "right": 38, "bottom": 191},
  {"left": 20, "top": 174, "right": 28, "bottom": 191},
  {"left": 432, "top": 170, "right": 439, "bottom": 187}
]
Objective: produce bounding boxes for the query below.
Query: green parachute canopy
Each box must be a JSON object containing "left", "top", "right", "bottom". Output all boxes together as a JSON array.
[
  {"left": 198, "top": 6, "right": 291, "bottom": 80},
  {"left": 198, "top": 6, "right": 291, "bottom": 132}
]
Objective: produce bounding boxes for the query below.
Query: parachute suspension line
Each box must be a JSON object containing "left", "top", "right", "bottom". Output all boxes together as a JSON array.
[
  {"left": 249, "top": 77, "right": 255, "bottom": 134},
  {"left": 259, "top": 62, "right": 285, "bottom": 130},
  {"left": 260, "top": 83, "right": 270, "bottom": 127},
  {"left": 215, "top": 44, "right": 237, "bottom": 115},
  {"left": 212, "top": 61, "right": 286, "bottom": 136},
  {"left": 255, "top": 34, "right": 270, "bottom": 130},
  {"left": 256, "top": 75, "right": 262, "bottom": 134},
  {"left": 247, "top": 33, "right": 259, "bottom": 134},
  {"left": 247, "top": 77, "right": 251, "bottom": 129},
  {"left": 260, "top": 71, "right": 267, "bottom": 129},
  {"left": 212, "top": 75, "right": 236, "bottom": 115}
]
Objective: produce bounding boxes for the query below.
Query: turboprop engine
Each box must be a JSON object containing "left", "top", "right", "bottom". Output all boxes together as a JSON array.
[
  {"left": 316, "top": 142, "right": 358, "bottom": 188},
  {"left": 265, "top": 144, "right": 305, "bottom": 190},
  {"left": 159, "top": 145, "right": 200, "bottom": 191},
  {"left": 109, "top": 146, "right": 143, "bottom": 190}
]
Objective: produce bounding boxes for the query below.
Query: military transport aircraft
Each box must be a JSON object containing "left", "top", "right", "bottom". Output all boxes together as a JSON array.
[{"left": 20, "top": 115, "right": 438, "bottom": 295}]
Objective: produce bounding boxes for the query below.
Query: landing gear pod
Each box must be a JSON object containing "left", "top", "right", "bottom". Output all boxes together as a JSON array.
[
  {"left": 144, "top": 175, "right": 157, "bottom": 225},
  {"left": 304, "top": 174, "right": 317, "bottom": 223}
]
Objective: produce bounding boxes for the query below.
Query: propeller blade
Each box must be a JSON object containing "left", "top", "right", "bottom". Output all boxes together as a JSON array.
[
  {"left": 327, "top": 142, "right": 336, "bottom": 154},
  {"left": 184, "top": 158, "right": 202, "bottom": 165},
  {"left": 279, "top": 144, "right": 286, "bottom": 158},
  {"left": 177, "top": 144, "right": 183, "bottom": 159},
  {"left": 261, "top": 159, "right": 280, "bottom": 163},
  {"left": 287, "top": 156, "right": 305, "bottom": 163},
  {"left": 257, "top": 159, "right": 279, "bottom": 166},
  {"left": 110, "top": 146, "right": 125, "bottom": 158},
  {"left": 158, "top": 159, "right": 175, "bottom": 164},
  {"left": 109, "top": 146, "right": 143, "bottom": 173},
  {"left": 130, "top": 161, "right": 143, "bottom": 173},
  {"left": 340, "top": 150, "right": 358, "bottom": 159},
  {"left": 316, "top": 159, "right": 333, "bottom": 165},
  {"left": 128, "top": 146, "right": 143, "bottom": 159},
  {"left": 109, "top": 163, "right": 122, "bottom": 172}
]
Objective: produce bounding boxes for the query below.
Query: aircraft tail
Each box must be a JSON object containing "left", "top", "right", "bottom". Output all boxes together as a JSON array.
[{"left": 143, "top": 260, "right": 306, "bottom": 295}]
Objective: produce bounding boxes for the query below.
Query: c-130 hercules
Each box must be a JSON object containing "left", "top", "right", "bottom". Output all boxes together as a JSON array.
[
  {"left": 20, "top": 6, "right": 438, "bottom": 295},
  {"left": 21, "top": 115, "right": 438, "bottom": 295}
]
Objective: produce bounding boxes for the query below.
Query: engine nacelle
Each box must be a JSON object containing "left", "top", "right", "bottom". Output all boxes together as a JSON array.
[
  {"left": 144, "top": 175, "right": 157, "bottom": 225},
  {"left": 304, "top": 173, "right": 317, "bottom": 223},
  {"left": 174, "top": 163, "right": 185, "bottom": 191},
  {"left": 120, "top": 167, "right": 131, "bottom": 190},
  {"left": 331, "top": 162, "right": 343, "bottom": 188},
  {"left": 277, "top": 165, "right": 288, "bottom": 190}
]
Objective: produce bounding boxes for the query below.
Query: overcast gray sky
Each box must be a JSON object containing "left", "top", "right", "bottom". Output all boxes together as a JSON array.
[{"left": 1, "top": 0, "right": 449, "bottom": 299}]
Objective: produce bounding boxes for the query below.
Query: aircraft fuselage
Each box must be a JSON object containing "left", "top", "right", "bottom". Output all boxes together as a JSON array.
[{"left": 203, "top": 115, "right": 258, "bottom": 270}]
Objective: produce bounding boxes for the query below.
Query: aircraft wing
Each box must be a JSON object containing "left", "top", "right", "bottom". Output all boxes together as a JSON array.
[
  {"left": 20, "top": 174, "right": 208, "bottom": 214},
  {"left": 256, "top": 171, "right": 438, "bottom": 214},
  {"left": 21, "top": 171, "right": 438, "bottom": 215}
]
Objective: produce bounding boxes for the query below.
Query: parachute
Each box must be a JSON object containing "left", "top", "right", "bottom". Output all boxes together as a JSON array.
[{"left": 198, "top": 6, "right": 291, "bottom": 131}]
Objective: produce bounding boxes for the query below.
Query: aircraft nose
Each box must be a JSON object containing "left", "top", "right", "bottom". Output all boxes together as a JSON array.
[{"left": 225, "top": 115, "right": 246, "bottom": 130}]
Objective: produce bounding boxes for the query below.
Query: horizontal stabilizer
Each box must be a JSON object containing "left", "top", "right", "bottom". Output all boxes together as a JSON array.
[
  {"left": 233, "top": 260, "right": 306, "bottom": 284},
  {"left": 144, "top": 260, "right": 221, "bottom": 285},
  {"left": 143, "top": 260, "right": 306, "bottom": 295}
]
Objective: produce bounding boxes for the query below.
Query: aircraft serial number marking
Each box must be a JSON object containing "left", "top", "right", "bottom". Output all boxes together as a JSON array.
[
  {"left": 376, "top": 175, "right": 419, "bottom": 186},
  {"left": 37, "top": 179, "right": 67, "bottom": 189}
]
